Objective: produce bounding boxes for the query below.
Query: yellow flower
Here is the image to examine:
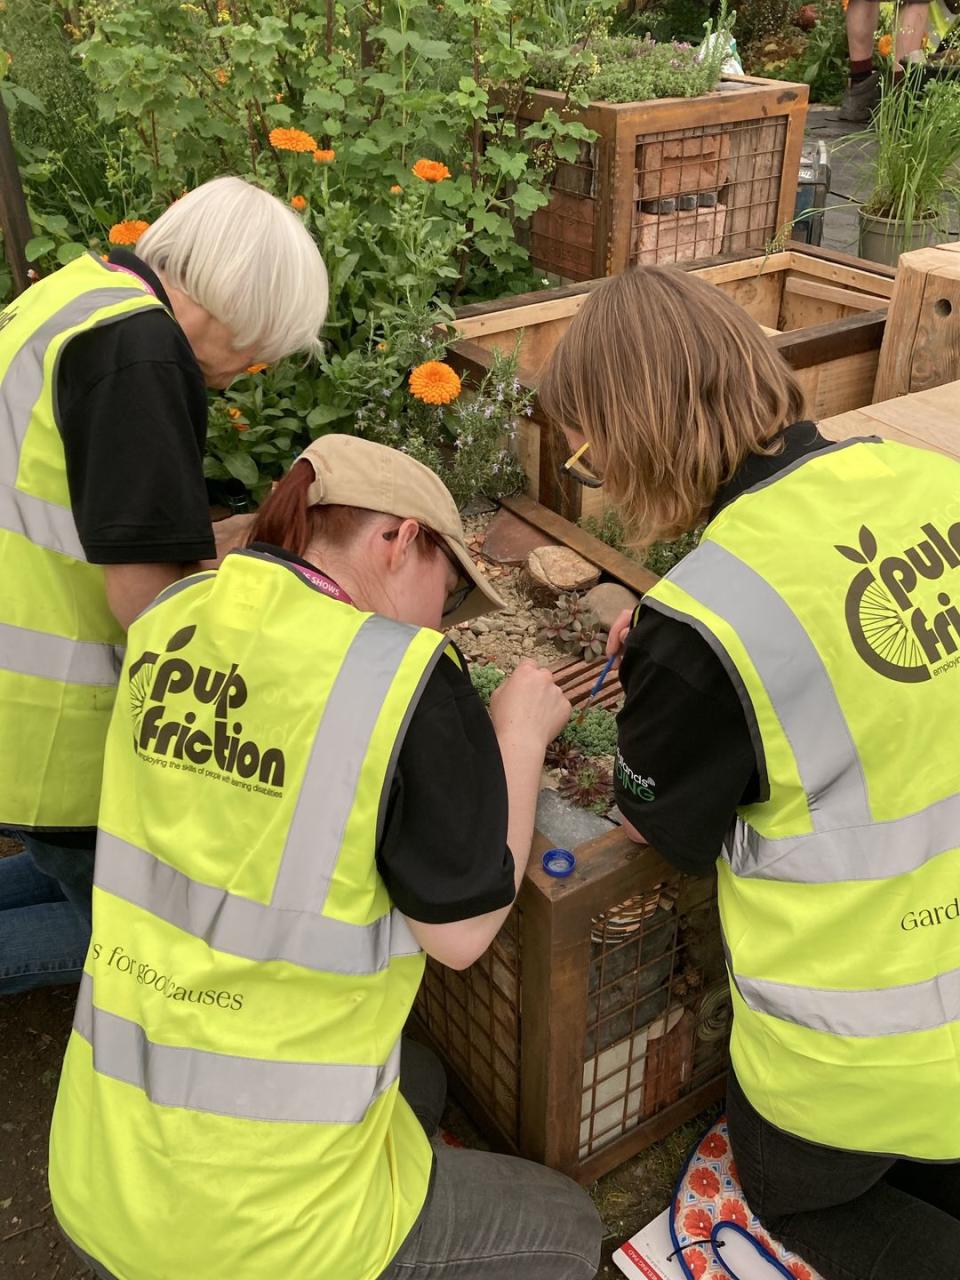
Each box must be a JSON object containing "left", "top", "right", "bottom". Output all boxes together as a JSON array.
[
  {"left": 313, "top": 148, "right": 336, "bottom": 163},
  {"left": 246, "top": 362, "right": 268, "bottom": 374},
  {"left": 108, "top": 219, "right": 150, "bottom": 246},
  {"left": 269, "top": 127, "right": 318, "bottom": 153},
  {"left": 409, "top": 361, "right": 461, "bottom": 405},
  {"left": 412, "top": 158, "right": 451, "bottom": 183},
  {"left": 291, "top": 194, "right": 308, "bottom": 212},
  {"left": 377, "top": 342, "right": 389, "bottom": 351},
  {"left": 390, "top": 184, "right": 403, "bottom": 193},
  {"left": 227, "top": 406, "right": 248, "bottom": 431},
  {"left": 877, "top": 33, "right": 893, "bottom": 56}
]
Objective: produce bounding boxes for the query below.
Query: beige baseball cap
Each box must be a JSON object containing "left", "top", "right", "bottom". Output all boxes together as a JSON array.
[{"left": 297, "top": 434, "right": 508, "bottom": 625}]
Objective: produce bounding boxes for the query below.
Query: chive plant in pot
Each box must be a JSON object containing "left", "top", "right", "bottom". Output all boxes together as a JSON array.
[{"left": 857, "top": 67, "right": 960, "bottom": 266}]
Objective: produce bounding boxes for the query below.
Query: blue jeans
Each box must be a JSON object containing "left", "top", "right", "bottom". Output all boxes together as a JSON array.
[{"left": 0, "top": 831, "right": 93, "bottom": 995}]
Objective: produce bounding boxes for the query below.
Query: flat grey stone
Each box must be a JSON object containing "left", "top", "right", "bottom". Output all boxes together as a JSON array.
[{"left": 535, "top": 787, "right": 615, "bottom": 850}]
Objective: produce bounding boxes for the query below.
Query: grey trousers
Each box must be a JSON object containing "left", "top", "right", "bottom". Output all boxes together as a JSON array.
[{"left": 65, "top": 1040, "right": 601, "bottom": 1280}]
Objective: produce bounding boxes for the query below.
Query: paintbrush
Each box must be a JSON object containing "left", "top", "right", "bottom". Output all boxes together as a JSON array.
[{"left": 573, "top": 652, "right": 617, "bottom": 724}]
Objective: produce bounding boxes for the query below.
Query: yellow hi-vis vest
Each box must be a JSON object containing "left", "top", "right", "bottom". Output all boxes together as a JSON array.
[
  {"left": 0, "top": 254, "right": 167, "bottom": 827},
  {"left": 642, "top": 438, "right": 960, "bottom": 1160},
  {"left": 49, "top": 548, "right": 453, "bottom": 1280}
]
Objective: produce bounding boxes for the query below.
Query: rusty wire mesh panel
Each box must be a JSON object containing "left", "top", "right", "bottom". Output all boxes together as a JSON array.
[
  {"left": 579, "top": 876, "right": 729, "bottom": 1160},
  {"left": 527, "top": 140, "right": 598, "bottom": 280},
  {"left": 631, "top": 117, "right": 787, "bottom": 266},
  {"left": 415, "top": 908, "right": 523, "bottom": 1144}
]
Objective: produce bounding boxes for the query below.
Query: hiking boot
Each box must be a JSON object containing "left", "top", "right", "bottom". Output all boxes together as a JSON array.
[{"left": 839, "top": 71, "right": 881, "bottom": 122}]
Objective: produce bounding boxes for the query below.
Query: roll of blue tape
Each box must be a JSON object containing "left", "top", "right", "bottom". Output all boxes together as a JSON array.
[{"left": 541, "top": 847, "right": 576, "bottom": 878}]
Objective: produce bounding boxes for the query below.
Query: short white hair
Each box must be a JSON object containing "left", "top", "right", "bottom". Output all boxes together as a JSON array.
[{"left": 137, "top": 177, "right": 328, "bottom": 363}]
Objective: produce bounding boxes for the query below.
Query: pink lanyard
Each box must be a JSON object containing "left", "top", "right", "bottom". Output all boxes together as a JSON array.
[
  {"left": 102, "top": 259, "right": 157, "bottom": 296},
  {"left": 292, "top": 562, "right": 354, "bottom": 606}
]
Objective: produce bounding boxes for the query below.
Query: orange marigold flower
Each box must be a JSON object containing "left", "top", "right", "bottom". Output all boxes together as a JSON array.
[
  {"left": 108, "top": 220, "right": 150, "bottom": 246},
  {"left": 390, "top": 184, "right": 403, "bottom": 193},
  {"left": 246, "top": 362, "right": 268, "bottom": 374},
  {"left": 269, "top": 126, "right": 317, "bottom": 153},
  {"left": 877, "top": 33, "right": 893, "bottom": 56},
  {"left": 409, "top": 361, "right": 461, "bottom": 405},
  {"left": 291, "top": 195, "right": 308, "bottom": 212},
  {"left": 227, "top": 406, "right": 242, "bottom": 419},
  {"left": 411, "top": 158, "right": 451, "bottom": 183},
  {"left": 215, "top": 67, "right": 229, "bottom": 85},
  {"left": 313, "top": 148, "right": 336, "bottom": 163}
]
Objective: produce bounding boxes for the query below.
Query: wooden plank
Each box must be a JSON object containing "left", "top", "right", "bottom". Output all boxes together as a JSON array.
[
  {"left": 0, "top": 98, "right": 34, "bottom": 297},
  {"left": 821, "top": 381, "right": 960, "bottom": 462},
  {"left": 500, "top": 494, "right": 660, "bottom": 596},
  {"left": 798, "top": 348, "right": 879, "bottom": 419},
  {"left": 874, "top": 245, "right": 960, "bottom": 401},
  {"left": 784, "top": 239, "right": 898, "bottom": 280},
  {"left": 452, "top": 293, "right": 586, "bottom": 340},
  {"left": 691, "top": 249, "right": 793, "bottom": 287},
  {"left": 782, "top": 250, "right": 896, "bottom": 298},
  {"left": 518, "top": 848, "right": 593, "bottom": 1170},
  {"left": 771, "top": 310, "right": 886, "bottom": 370},
  {"left": 775, "top": 99, "right": 809, "bottom": 241},
  {"left": 783, "top": 276, "right": 888, "bottom": 312}
]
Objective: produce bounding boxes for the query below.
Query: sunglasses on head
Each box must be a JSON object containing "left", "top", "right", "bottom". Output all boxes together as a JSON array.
[
  {"left": 562, "top": 440, "right": 603, "bottom": 489},
  {"left": 383, "top": 524, "right": 472, "bottom": 618}
]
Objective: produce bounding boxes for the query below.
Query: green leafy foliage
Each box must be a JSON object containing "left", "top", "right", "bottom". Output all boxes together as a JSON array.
[
  {"left": 559, "top": 706, "right": 617, "bottom": 757},
  {"left": 579, "top": 511, "right": 701, "bottom": 574},
  {"left": 469, "top": 661, "right": 506, "bottom": 705},
  {"left": 533, "top": 1, "right": 735, "bottom": 102},
  {"left": 642, "top": 527, "right": 703, "bottom": 575},
  {"left": 862, "top": 72, "right": 960, "bottom": 235},
  {"left": 2, "top": 0, "right": 606, "bottom": 500}
]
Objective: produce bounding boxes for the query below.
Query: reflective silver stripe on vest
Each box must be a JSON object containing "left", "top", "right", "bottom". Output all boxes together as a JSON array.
[
  {"left": 95, "top": 831, "right": 420, "bottom": 972},
  {"left": 727, "top": 788, "right": 960, "bottom": 883},
  {"left": 655, "top": 541, "right": 871, "bottom": 831},
  {"left": 0, "top": 285, "right": 154, "bottom": 556},
  {"left": 73, "top": 973, "right": 402, "bottom": 1122},
  {"left": 0, "top": 483, "right": 85, "bottom": 559},
  {"left": 0, "top": 620, "right": 120, "bottom": 686},
  {"left": 734, "top": 964, "right": 960, "bottom": 1037},
  {"left": 272, "top": 612, "right": 438, "bottom": 912}
]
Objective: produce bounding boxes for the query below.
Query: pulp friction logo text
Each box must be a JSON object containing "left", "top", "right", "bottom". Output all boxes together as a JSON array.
[
  {"left": 839, "top": 522, "right": 960, "bottom": 683},
  {"left": 128, "top": 626, "right": 286, "bottom": 794}
]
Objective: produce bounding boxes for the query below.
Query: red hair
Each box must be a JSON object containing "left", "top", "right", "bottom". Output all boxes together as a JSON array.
[{"left": 249, "top": 459, "right": 374, "bottom": 557}]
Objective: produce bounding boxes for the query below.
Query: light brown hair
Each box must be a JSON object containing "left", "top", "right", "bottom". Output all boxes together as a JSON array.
[{"left": 538, "top": 266, "right": 807, "bottom": 543}]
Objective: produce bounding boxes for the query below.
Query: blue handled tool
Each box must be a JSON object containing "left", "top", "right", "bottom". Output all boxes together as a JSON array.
[
  {"left": 586, "top": 652, "right": 617, "bottom": 704},
  {"left": 573, "top": 652, "right": 617, "bottom": 725}
]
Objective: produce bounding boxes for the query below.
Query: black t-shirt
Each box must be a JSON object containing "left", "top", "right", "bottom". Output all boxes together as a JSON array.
[
  {"left": 251, "top": 545, "right": 516, "bottom": 924},
  {"left": 614, "top": 422, "right": 833, "bottom": 875},
  {"left": 57, "top": 248, "right": 215, "bottom": 565}
]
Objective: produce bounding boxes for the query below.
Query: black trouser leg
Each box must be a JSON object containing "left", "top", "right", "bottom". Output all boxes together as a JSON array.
[{"left": 727, "top": 1072, "right": 960, "bottom": 1280}]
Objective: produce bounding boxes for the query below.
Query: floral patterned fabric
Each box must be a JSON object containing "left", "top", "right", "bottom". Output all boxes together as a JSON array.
[{"left": 671, "top": 1118, "right": 824, "bottom": 1280}]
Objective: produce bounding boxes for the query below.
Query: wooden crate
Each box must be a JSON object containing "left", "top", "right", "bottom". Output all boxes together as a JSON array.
[
  {"left": 512, "top": 76, "right": 808, "bottom": 282},
  {"left": 413, "top": 827, "right": 728, "bottom": 1184},
  {"left": 450, "top": 243, "right": 896, "bottom": 522}
]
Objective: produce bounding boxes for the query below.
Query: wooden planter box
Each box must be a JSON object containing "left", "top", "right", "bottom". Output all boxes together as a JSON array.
[
  {"left": 451, "top": 243, "right": 896, "bottom": 523},
  {"left": 413, "top": 826, "right": 728, "bottom": 1184},
  {"left": 513, "top": 76, "right": 809, "bottom": 281}
]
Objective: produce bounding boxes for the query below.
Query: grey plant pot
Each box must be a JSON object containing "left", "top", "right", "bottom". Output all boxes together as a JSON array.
[{"left": 858, "top": 209, "right": 941, "bottom": 268}]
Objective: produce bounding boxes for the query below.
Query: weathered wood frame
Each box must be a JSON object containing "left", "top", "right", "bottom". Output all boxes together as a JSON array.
[
  {"left": 511, "top": 76, "right": 809, "bottom": 281},
  {"left": 413, "top": 822, "right": 726, "bottom": 1184},
  {"left": 450, "top": 243, "right": 897, "bottom": 522}
]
